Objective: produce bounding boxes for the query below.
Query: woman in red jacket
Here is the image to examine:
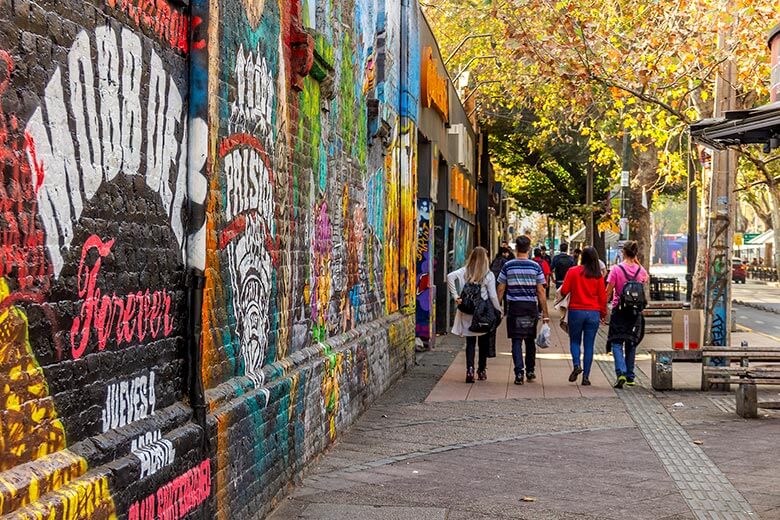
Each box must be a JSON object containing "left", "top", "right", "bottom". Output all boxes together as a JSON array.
[{"left": 559, "top": 247, "right": 607, "bottom": 385}]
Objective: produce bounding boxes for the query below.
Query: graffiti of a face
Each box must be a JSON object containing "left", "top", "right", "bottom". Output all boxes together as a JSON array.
[
  {"left": 225, "top": 214, "right": 272, "bottom": 384},
  {"left": 221, "top": 43, "right": 276, "bottom": 385}
]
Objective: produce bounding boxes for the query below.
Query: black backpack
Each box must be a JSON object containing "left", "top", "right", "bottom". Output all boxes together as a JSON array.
[
  {"left": 469, "top": 298, "right": 499, "bottom": 333},
  {"left": 618, "top": 265, "right": 647, "bottom": 311},
  {"left": 458, "top": 281, "right": 483, "bottom": 315}
]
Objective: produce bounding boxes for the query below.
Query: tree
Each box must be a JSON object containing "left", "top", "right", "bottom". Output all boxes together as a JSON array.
[
  {"left": 487, "top": 109, "right": 615, "bottom": 229},
  {"left": 423, "top": 0, "right": 775, "bottom": 295}
]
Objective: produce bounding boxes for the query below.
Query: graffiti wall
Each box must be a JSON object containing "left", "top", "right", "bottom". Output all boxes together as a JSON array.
[
  {"left": 0, "top": 0, "right": 417, "bottom": 517},
  {"left": 416, "top": 199, "right": 433, "bottom": 341},
  {"left": 193, "top": 0, "right": 418, "bottom": 518},
  {"left": 0, "top": 0, "right": 211, "bottom": 517}
]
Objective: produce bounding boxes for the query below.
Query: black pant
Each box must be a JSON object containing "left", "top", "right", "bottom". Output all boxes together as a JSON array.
[{"left": 466, "top": 335, "right": 489, "bottom": 371}]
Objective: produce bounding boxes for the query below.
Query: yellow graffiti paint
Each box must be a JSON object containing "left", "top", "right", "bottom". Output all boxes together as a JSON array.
[
  {"left": 0, "top": 278, "right": 116, "bottom": 518},
  {"left": 321, "top": 350, "right": 344, "bottom": 440}
]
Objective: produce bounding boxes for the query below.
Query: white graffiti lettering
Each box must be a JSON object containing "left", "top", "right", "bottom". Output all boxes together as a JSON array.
[
  {"left": 132, "top": 429, "right": 176, "bottom": 479},
  {"left": 25, "top": 25, "right": 188, "bottom": 277},
  {"left": 229, "top": 44, "right": 274, "bottom": 148},
  {"left": 102, "top": 370, "right": 156, "bottom": 432},
  {"left": 223, "top": 147, "right": 274, "bottom": 224}
]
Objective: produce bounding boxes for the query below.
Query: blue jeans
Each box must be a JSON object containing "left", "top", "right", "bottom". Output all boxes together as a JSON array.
[
  {"left": 567, "top": 309, "right": 600, "bottom": 377},
  {"left": 511, "top": 337, "right": 535, "bottom": 376},
  {"left": 612, "top": 340, "right": 637, "bottom": 379}
]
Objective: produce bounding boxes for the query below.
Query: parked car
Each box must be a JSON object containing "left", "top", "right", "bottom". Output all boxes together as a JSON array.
[{"left": 732, "top": 258, "right": 747, "bottom": 283}]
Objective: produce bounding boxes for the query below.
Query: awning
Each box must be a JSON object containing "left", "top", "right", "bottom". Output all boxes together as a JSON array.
[
  {"left": 690, "top": 102, "right": 780, "bottom": 150},
  {"left": 568, "top": 226, "right": 620, "bottom": 245}
]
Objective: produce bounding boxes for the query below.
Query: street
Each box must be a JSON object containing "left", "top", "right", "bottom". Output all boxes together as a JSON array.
[{"left": 732, "top": 281, "right": 780, "bottom": 339}]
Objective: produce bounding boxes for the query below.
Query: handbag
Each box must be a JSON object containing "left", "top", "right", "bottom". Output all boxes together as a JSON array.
[{"left": 554, "top": 291, "right": 571, "bottom": 334}]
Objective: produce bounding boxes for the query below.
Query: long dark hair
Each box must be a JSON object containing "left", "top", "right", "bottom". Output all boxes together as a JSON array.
[{"left": 580, "top": 247, "right": 601, "bottom": 278}]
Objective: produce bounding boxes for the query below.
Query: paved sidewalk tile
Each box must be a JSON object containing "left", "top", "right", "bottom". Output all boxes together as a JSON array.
[{"left": 427, "top": 315, "right": 617, "bottom": 402}]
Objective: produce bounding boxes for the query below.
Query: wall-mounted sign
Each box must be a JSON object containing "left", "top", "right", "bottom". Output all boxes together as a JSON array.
[{"left": 421, "top": 46, "right": 449, "bottom": 122}]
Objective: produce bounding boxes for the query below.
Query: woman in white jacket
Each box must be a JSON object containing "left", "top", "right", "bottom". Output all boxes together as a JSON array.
[{"left": 447, "top": 247, "right": 503, "bottom": 383}]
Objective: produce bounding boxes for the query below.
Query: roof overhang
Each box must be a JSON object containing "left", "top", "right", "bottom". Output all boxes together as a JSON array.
[{"left": 690, "top": 102, "right": 780, "bottom": 150}]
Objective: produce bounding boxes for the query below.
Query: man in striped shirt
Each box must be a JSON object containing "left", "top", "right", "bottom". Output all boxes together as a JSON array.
[{"left": 497, "top": 235, "right": 550, "bottom": 385}]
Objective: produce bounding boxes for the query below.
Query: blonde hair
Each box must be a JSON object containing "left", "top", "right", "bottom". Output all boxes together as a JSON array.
[{"left": 465, "top": 247, "right": 489, "bottom": 283}]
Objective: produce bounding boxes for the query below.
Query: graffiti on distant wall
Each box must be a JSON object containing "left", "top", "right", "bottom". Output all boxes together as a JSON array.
[
  {"left": 453, "top": 218, "right": 471, "bottom": 268},
  {"left": 416, "top": 199, "right": 432, "bottom": 339}
]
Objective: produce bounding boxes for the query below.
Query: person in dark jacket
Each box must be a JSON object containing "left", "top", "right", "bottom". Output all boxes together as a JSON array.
[
  {"left": 490, "top": 241, "right": 515, "bottom": 279},
  {"left": 551, "top": 243, "right": 575, "bottom": 290}
]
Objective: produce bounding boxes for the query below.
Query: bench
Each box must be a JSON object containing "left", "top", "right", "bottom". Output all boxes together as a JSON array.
[
  {"left": 702, "top": 347, "right": 780, "bottom": 418},
  {"left": 651, "top": 349, "right": 702, "bottom": 391}
]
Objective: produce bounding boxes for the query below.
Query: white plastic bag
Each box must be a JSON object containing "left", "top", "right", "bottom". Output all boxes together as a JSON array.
[{"left": 536, "top": 323, "right": 551, "bottom": 349}]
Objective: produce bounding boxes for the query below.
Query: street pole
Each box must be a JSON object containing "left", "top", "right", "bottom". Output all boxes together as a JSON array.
[
  {"left": 586, "top": 163, "right": 594, "bottom": 246},
  {"left": 686, "top": 131, "right": 698, "bottom": 302},
  {"left": 704, "top": 13, "right": 737, "bottom": 378},
  {"left": 620, "top": 130, "right": 632, "bottom": 241}
]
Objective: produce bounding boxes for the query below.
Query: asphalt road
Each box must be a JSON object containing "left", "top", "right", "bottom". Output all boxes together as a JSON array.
[{"left": 732, "top": 280, "right": 780, "bottom": 339}]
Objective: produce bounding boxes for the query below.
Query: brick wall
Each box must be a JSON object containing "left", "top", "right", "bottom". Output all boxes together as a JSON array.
[{"left": 0, "top": 0, "right": 418, "bottom": 518}]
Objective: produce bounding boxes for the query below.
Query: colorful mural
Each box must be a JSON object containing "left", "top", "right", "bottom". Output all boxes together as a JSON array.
[
  {"left": 416, "top": 199, "right": 433, "bottom": 341},
  {"left": 0, "top": 0, "right": 419, "bottom": 517}
]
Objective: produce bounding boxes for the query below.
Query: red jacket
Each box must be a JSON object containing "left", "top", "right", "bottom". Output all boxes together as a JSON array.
[
  {"left": 533, "top": 256, "right": 551, "bottom": 277},
  {"left": 560, "top": 266, "right": 607, "bottom": 319}
]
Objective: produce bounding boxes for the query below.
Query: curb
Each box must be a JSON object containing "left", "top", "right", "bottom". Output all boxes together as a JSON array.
[{"left": 733, "top": 299, "right": 780, "bottom": 316}]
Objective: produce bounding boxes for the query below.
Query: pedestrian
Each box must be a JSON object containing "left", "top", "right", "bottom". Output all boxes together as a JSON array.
[
  {"left": 533, "top": 247, "right": 551, "bottom": 298},
  {"left": 497, "top": 236, "right": 550, "bottom": 385},
  {"left": 572, "top": 248, "right": 581, "bottom": 266},
  {"left": 447, "top": 247, "right": 503, "bottom": 383},
  {"left": 540, "top": 245, "right": 552, "bottom": 265},
  {"left": 551, "top": 242, "right": 575, "bottom": 290},
  {"left": 490, "top": 241, "right": 515, "bottom": 278},
  {"left": 605, "top": 240, "right": 648, "bottom": 388},
  {"left": 559, "top": 247, "right": 607, "bottom": 385}
]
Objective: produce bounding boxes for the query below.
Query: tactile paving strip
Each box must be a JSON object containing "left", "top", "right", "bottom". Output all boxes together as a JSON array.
[{"left": 595, "top": 344, "right": 756, "bottom": 519}]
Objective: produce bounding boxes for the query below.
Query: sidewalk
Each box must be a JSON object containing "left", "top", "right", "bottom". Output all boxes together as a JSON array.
[
  {"left": 269, "top": 316, "right": 780, "bottom": 520},
  {"left": 426, "top": 321, "right": 614, "bottom": 401}
]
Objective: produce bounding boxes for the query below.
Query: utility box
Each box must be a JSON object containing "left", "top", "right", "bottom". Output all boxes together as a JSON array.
[{"left": 672, "top": 310, "right": 704, "bottom": 350}]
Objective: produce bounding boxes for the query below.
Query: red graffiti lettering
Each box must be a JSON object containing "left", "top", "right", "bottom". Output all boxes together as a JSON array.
[
  {"left": 106, "top": 0, "right": 190, "bottom": 54},
  {"left": 70, "top": 235, "right": 175, "bottom": 360},
  {"left": 128, "top": 460, "right": 211, "bottom": 520}
]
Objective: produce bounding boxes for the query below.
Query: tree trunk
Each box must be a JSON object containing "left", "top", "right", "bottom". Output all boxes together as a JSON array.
[
  {"left": 690, "top": 236, "right": 707, "bottom": 309},
  {"left": 627, "top": 144, "right": 659, "bottom": 269},
  {"left": 690, "top": 148, "right": 710, "bottom": 309},
  {"left": 768, "top": 183, "right": 780, "bottom": 280}
]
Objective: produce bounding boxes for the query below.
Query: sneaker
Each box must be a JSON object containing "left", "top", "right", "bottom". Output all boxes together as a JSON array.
[
  {"left": 581, "top": 377, "right": 591, "bottom": 386},
  {"left": 568, "top": 367, "right": 583, "bottom": 382},
  {"left": 526, "top": 372, "right": 536, "bottom": 382},
  {"left": 614, "top": 375, "right": 626, "bottom": 389},
  {"left": 466, "top": 369, "right": 475, "bottom": 384},
  {"left": 478, "top": 370, "right": 487, "bottom": 381},
  {"left": 625, "top": 379, "right": 636, "bottom": 387},
  {"left": 514, "top": 374, "right": 525, "bottom": 385}
]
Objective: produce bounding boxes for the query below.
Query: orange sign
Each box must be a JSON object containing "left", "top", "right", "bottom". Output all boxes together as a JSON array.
[{"left": 421, "top": 46, "right": 449, "bottom": 122}]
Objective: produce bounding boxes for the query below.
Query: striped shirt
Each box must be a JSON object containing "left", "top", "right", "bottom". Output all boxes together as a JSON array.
[{"left": 497, "top": 258, "right": 545, "bottom": 302}]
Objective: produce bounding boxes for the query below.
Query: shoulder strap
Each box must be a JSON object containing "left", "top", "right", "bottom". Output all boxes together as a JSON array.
[{"left": 618, "top": 264, "right": 640, "bottom": 281}]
